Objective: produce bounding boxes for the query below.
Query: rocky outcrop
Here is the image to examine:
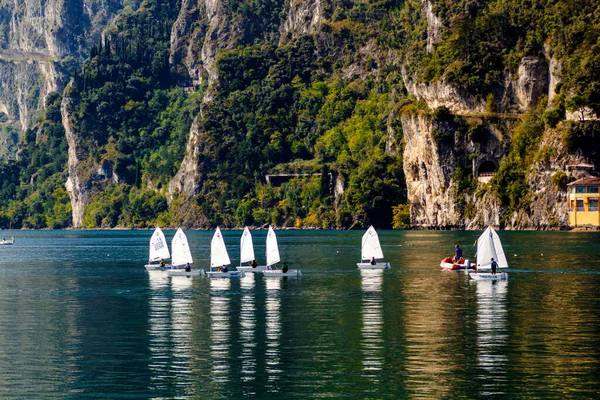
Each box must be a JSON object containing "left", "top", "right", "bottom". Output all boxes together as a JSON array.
[
  {"left": 422, "top": 0, "right": 441, "bottom": 53},
  {"left": 0, "top": 0, "right": 123, "bottom": 139},
  {"left": 279, "top": 0, "right": 322, "bottom": 43},
  {"left": 401, "top": 113, "right": 462, "bottom": 228},
  {"left": 514, "top": 57, "right": 549, "bottom": 112},
  {"left": 63, "top": 85, "right": 118, "bottom": 228},
  {"left": 62, "top": 90, "right": 88, "bottom": 228},
  {"left": 168, "top": 115, "right": 204, "bottom": 200},
  {"left": 402, "top": 68, "right": 486, "bottom": 115},
  {"left": 170, "top": 0, "right": 234, "bottom": 88}
]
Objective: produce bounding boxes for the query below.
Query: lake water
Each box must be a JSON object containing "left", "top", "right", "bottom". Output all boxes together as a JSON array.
[{"left": 0, "top": 229, "right": 599, "bottom": 398}]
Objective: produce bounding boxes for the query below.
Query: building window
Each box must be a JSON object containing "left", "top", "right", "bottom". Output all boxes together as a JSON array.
[
  {"left": 576, "top": 186, "right": 587, "bottom": 193},
  {"left": 588, "top": 186, "right": 599, "bottom": 194},
  {"left": 589, "top": 198, "right": 599, "bottom": 212},
  {"left": 576, "top": 199, "right": 584, "bottom": 211}
]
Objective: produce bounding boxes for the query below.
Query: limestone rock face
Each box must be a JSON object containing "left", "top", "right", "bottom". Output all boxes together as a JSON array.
[
  {"left": 279, "top": 0, "right": 322, "bottom": 43},
  {"left": 514, "top": 57, "right": 549, "bottom": 112},
  {"left": 422, "top": 0, "right": 441, "bottom": 53},
  {"left": 63, "top": 85, "right": 118, "bottom": 228},
  {"left": 401, "top": 113, "right": 461, "bottom": 228},
  {"left": 402, "top": 68, "right": 486, "bottom": 115},
  {"left": 0, "top": 0, "right": 123, "bottom": 137}
]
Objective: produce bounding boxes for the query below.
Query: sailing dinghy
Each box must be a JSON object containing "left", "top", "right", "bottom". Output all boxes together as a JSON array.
[
  {"left": 237, "top": 227, "right": 267, "bottom": 272},
  {"left": 357, "top": 226, "right": 391, "bottom": 269},
  {"left": 0, "top": 237, "right": 15, "bottom": 245},
  {"left": 468, "top": 226, "right": 508, "bottom": 281},
  {"left": 262, "top": 226, "right": 301, "bottom": 277},
  {"left": 168, "top": 228, "right": 203, "bottom": 276},
  {"left": 145, "top": 227, "right": 171, "bottom": 270},
  {"left": 206, "top": 227, "right": 245, "bottom": 278}
]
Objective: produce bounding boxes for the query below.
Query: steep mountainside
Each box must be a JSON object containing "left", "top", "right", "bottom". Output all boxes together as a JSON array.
[
  {"left": 1, "top": 0, "right": 599, "bottom": 230},
  {"left": 0, "top": 0, "right": 124, "bottom": 157}
]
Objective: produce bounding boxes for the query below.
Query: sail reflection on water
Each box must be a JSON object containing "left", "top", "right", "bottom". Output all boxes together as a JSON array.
[
  {"left": 147, "top": 271, "right": 171, "bottom": 390},
  {"left": 239, "top": 273, "right": 257, "bottom": 384},
  {"left": 360, "top": 269, "right": 384, "bottom": 380},
  {"left": 265, "top": 278, "right": 282, "bottom": 390},
  {"left": 170, "top": 276, "right": 194, "bottom": 387},
  {"left": 476, "top": 280, "right": 508, "bottom": 394},
  {"left": 210, "top": 278, "right": 232, "bottom": 383}
]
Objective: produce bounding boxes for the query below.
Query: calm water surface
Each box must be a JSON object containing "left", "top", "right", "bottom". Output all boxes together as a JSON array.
[{"left": 0, "top": 229, "right": 599, "bottom": 399}]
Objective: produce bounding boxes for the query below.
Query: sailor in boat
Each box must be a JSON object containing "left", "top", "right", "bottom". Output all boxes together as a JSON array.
[
  {"left": 454, "top": 244, "right": 463, "bottom": 262},
  {"left": 491, "top": 258, "right": 498, "bottom": 275},
  {"left": 370, "top": 256, "right": 376, "bottom": 265},
  {"left": 282, "top": 261, "right": 289, "bottom": 273},
  {"left": 185, "top": 262, "right": 191, "bottom": 272},
  {"left": 218, "top": 265, "right": 229, "bottom": 273},
  {"left": 160, "top": 259, "right": 166, "bottom": 268},
  {"left": 251, "top": 259, "right": 258, "bottom": 268}
]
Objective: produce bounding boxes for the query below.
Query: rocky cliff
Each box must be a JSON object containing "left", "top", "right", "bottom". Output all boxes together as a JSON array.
[{"left": 0, "top": 0, "right": 124, "bottom": 139}]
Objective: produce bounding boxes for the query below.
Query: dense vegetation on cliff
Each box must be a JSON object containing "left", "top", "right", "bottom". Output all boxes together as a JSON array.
[{"left": 0, "top": 0, "right": 599, "bottom": 229}]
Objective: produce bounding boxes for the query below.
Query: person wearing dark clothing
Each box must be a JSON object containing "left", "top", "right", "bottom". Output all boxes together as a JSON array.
[
  {"left": 454, "top": 245, "right": 463, "bottom": 262},
  {"left": 370, "top": 257, "right": 376, "bottom": 265},
  {"left": 160, "top": 259, "right": 166, "bottom": 268},
  {"left": 185, "top": 262, "right": 191, "bottom": 272},
  {"left": 251, "top": 259, "right": 258, "bottom": 268},
  {"left": 491, "top": 258, "right": 498, "bottom": 274},
  {"left": 282, "top": 262, "right": 289, "bottom": 273}
]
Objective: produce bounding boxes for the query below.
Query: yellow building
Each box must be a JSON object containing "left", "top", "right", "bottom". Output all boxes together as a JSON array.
[{"left": 568, "top": 177, "right": 600, "bottom": 227}]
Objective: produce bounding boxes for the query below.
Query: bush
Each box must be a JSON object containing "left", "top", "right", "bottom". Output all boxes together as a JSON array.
[{"left": 392, "top": 204, "right": 411, "bottom": 229}]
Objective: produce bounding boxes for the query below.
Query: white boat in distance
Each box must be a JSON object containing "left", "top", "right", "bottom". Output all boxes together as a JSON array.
[
  {"left": 469, "top": 226, "right": 508, "bottom": 281},
  {"left": 206, "top": 227, "right": 245, "bottom": 278},
  {"left": 0, "top": 237, "right": 15, "bottom": 245},
  {"left": 262, "top": 226, "right": 301, "bottom": 277},
  {"left": 237, "top": 227, "right": 267, "bottom": 272},
  {"left": 144, "top": 227, "right": 171, "bottom": 270},
  {"left": 168, "top": 228, "right": 203, "bottom": 276},
  {"left": 357, "top": 226, "right": 391, "bottom": 269}
]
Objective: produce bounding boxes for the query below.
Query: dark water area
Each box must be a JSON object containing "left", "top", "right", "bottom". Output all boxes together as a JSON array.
[{"left": 1, "top": 229, "right": 599, "bottom": 398}]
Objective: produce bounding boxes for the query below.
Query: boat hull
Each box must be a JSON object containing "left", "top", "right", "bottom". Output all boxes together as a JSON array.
[
  {"left": 440, "top": 259, "right": 473, "bottom": 271},
  {"left": 468, "top": 272, "right": 508, "bottom": 281},
  {"left": 0, "top": 239, "right": 15, "bottom": 245},
  {"left": 206, "top": 271, "right": 245, "bottom": 278},
  {"left": 357, "top": 262, "right": 390, "bottom": 269},
  {"left": 168, "top": 269, "right": 204, "bottom": 276},
  {"left": 237, "top": 265, "right": 268, "bottom": 272},
  {"left": 262, "top": 269, "right": 302, "bottom": 277},
  {"left": 144, "top": 264, "right": 172, "bottom": 271}
]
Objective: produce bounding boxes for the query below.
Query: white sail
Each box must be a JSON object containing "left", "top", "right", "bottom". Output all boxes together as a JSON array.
[
  {"left": 240, "top": 227, "right": 255, "bottom": 264},
  {"left": 266, "top": 226, "right": 280, "bottom": 267},
  {"left": 361, "top": 226, "right": 384, "bottom": 261},
  {"left": 149, "top": 227, "right": 170, "bottom": 262},
  {"left": 171, "top": 228, "right": 194, "bottom": 267},
  {"left": 476, "top": 226, "right": 508, "bottom": 269},
  {"left": 211, "top": 227, "right": 231, "bottom": 268}
]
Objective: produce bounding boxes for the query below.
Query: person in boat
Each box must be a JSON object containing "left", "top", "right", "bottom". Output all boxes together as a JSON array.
[
  {"left": 160, "top": 259, "right": 166, "bottom": 268},
  {"left": 281, "top": 261, "right": 289, "bottom": 273},
  {"left": 454, "top": 244, "right": 463, "bottom": 262},
  {"left": 251, "top": 259, "right": 258, "bottom": 268},
  {"left": 185, "top": 262, "right": 191, "bottom": 272},
  {"left": 370, "top": 256, "right": 376, "bottom": 265},
  {"left": 491, "top": 258, "right": 498, "bottom": 274},
  {"left": 218, "top": 265, "right": 228, "bottom": 273}
]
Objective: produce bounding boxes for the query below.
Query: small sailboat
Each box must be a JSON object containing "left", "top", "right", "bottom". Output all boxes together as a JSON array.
[
  {"left": 236, "top": 227, "right": 267, "bottom": 272},
  {"left": 469, "top": 226, "right": 508, "bottom": 281},
  {"left": 206, "top": 227, "right": 245, "bottom": 278},
  {"left": 168, "top": 228, "right": 204, "bottom": 276},
  {"left": 262, "top": 226, "right": 301, "bottom": 277},
  {"left": 357, "top": 226, "right": 391, "bottom": 269},
  {"left": 144, "top": 227, "right": 171, "bottom": 270},
  {"left": 0, "top": 237, "right": 15, "bottom": 245}
]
